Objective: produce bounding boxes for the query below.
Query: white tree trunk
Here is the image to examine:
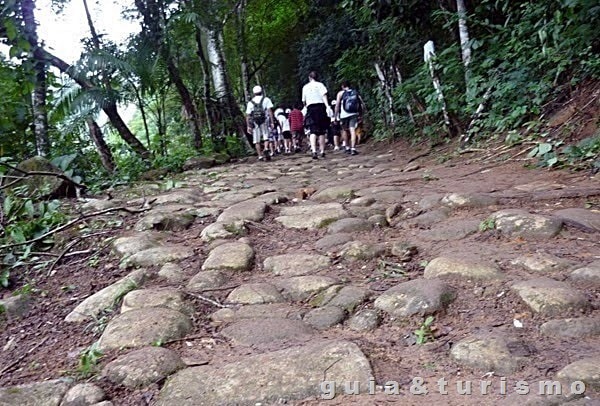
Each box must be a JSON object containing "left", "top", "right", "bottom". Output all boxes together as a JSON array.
[
  {"left": 456, "top": 0, "right": 472, "bottom": 96},
  {"left": 206, "top": 30, "right": 227, "bottom": 100},
  {"left": 393, "top": 65, "right": 415, "bottom": 124},
  {"left": 374, "top": 63, "right": 395, "bottom": 127},
  {"left": 424, "top": 41, "right": 451, "bottom": 132}
]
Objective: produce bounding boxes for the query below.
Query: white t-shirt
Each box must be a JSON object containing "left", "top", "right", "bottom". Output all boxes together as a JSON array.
[
  {"left": 302, "top": 80, "right": 327, "bottom": 106},
  {"left": 246, "top": 95, "right": 273, "bottom": 115},
  {"left": 277, "top": 113, "right": 290, "bottom": 132}
]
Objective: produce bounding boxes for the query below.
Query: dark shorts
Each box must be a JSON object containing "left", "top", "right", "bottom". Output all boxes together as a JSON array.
[
  {"left": 282, "top": 131, "right": 292, "bottom": 140},
  {"left": 331, "top": 122, "right": 342, "bottom": 137},
  {"left": 305, "top": 103, "right": 329, "bottom": 135},
  {"left": 341, "top": 115, "right": 359, "bottom": 130}
]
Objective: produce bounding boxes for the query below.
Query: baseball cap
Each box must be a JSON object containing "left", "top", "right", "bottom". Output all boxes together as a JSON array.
[{"left": 252, "top": 85, "right": 262, "bottom": 94}]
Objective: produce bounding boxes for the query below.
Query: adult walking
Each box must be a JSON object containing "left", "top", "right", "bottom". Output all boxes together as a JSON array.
[
  {"left": 335, "top": 81, "right": 364, "bottom": 156},
  {"left": 302, "top": 71, "right": 333, "bottom": 159},
  {"left": 246, "top": 85, "right": 275, "bottom": 161}
]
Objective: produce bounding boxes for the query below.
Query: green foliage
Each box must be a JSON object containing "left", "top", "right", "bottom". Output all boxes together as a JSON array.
[
  {"left": 77, "top": 341, "right": 103, "bottom": 378},
  {"left": 0, "top": 189, "right": 66, "bottom": 287},
  {"left": 479, "top": 218, "right": 496, "bottom": 232},
  {"left": 414, "top": 316, "right": 435, "bottom": 345},
  {"left": 529, "top": 134, "right": 600, "bottom": 169}
]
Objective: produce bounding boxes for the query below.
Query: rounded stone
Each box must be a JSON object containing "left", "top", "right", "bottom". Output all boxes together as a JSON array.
[
  {"left": 121, "top": 288, "right": 189, "bottom": 315},
  {"left": 491, "top": 209, "right": 563, "bottom": 240},
  {"left": 326, "top": 217, "right": 373, "bottom": 234},
  {"left": 511, "top": 278, "right": 591, "bottom": 315},
  {"left": 424, "top": 256, "right": 503, "bottom": 281},
  {"left": 540, "top": 317, "right": 600, "bottom": 338},
  {"left": 158, "top": 263, "right": 186, "bottom": 283},
  {"left": 98, "top": 307, "right": 192, "bottom": 351},
  {"left": 556, "top": 357, "right": 600, "bottom": 390},
  {"left": 450, "top": 335, "right": 529, "bottom": 374},
  {"left": 304, "top": 306, "right": 346, "bottom": 330},
  {"left": 340, "top": 241, "right": 386, "bottom": 261},
  {"left": 202, "top": 242, "right": 254, "bottom": 272},
  {"left": 60, "top": 383, "right": 105, "bottom": 406},
  {"left": 102, "top": 347, "right": 185, "bottom": 388},
  {"left": 348, "top": 309, "right": 381, "bottom": 331},
  {"left": 315, "top": 233, "right": 353, "bottom": 252},
  {"left": 374, "top": 278, "right": 456, "bottom": 318},
  {"left": 186, "top": 270, "right": 228, "bottom": 292},
  {"left": 263, "top": 254, "right": 330, "bottom": 276},
  {"left": 225, "top": 283, "right": 284, "bottom": 305},
  {"left": 273, "top": 275, "right": 338, "bottom": 301}
]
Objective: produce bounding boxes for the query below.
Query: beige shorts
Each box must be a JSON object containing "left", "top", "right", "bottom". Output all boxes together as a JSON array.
[{"left": 252, "top": 123, "right": 269, "bottom": 144}]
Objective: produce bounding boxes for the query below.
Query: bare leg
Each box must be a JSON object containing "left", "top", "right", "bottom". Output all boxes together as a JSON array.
[
  {"left": 341, "top": 129, "right": 348, "bottom": 148},
  {"left": 255, "top": 142, "right": 263, "bottom": 158},
  {"left": 310, "top": 133, "right": 317, "bottom": 153},
  {"left": 350, "top": 127, "right": 357, "bottom": 149},
  {"left": 319, "top": 135, "right": 326, "bottom": 154},
  {"left": 334, "top": 135, "right": 340, "bottom": 149}
]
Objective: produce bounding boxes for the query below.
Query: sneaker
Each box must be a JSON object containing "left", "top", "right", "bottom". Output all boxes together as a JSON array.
[
  {"left": 351, "top": 149, "right": 359, "bottom": 156},
  {"left": 320, "top": 152, "right": 326, "bottom": 158},
  {"left": 258, "top": 156, "right": 265, "bottom": 161},
  {"left": 345, "top": 148, "right": 351, "bottom": 154},
  {"left": 312, "top": 152, "right": 318, "bottom": 160},
  {"left": 333, "top": 146, "right": 340, "bottom": 151},
  {"left": 294, "top": 147, "right": 301, "bottom": 153},
  {"left": 265, "top": 154, "right": 272, "bottom": 161}
]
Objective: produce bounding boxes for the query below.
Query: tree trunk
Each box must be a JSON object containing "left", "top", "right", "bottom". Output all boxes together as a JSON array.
[
  {"left": 206, "top": 29, "right": 227, "bottom": 101},
  {"left": 236, "top": 0, "right": 250, "bottom": 103},
  {"left": 82, "top": 0, "right": 151, "bottom": 158},
  {"left": 40, "top": 49, "right": 150, "bottom": 159},
  {"left": 374, "top": 62, "right": 395, "bottom": 127},
  {"left": 393, "top": 65, "right": 415, "bottom": 124},
  {"left": 195, "top": 27, "right": 215, "bottom": 137},
  {"left": 85, "top": 117, "right": 115, "bottom": 173},
  {"left": 456, "top": 0, "right": 472, "bottom": 98},
  {"left": 103, "top": 103, "right": 150, "bottom": 158},
  {"left": 166, "top": 58, "right": 203, "bottom": 150},
  {"left": 423, "top": 41, "right": 451, "bottom": 136},
  {"left": 21, "top": 0, "right": 50, "bottom": 156}
]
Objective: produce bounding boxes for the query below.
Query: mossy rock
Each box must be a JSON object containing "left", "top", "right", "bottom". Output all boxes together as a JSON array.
[
  {"left": 212, "top": 152, "right": 231, "bottom": 165},
  {"left": 182, "top": 156, "right": 216, "bottom": 171},
  {"left": 3, "top": 156, "right": 77, "bottom": 198}
]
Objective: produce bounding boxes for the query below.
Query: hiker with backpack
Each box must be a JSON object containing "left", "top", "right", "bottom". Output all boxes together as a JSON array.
[
  {"left": 334, "top": 81, "right": 364, "bottom": 156},
  {"left": 246, "top": 85, "right": 275, "bottom": 161},
  {"left": 302, "top": 71, "right": 333, "bottom": 159}
]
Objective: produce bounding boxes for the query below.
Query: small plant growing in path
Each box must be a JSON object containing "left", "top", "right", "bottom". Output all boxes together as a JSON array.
[
  {"left": 414, "top": 316, "right": 435, "bottom": 345},
  {"left": 77, "top": 341, "right": 103, "bottom": 378},
  {"left": 479, "top": 218, "right": 496, "bottom": 232}
]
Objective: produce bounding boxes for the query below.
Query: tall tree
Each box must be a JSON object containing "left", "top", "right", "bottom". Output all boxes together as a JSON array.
[
  {"left": 134, "top": 0, "right": 204, "bottom": 150},
  {"left": 456, "top": 0, "right": 472, "bottom": 97},
  {"left": 20, "top": 0, "right": 49, "bottom": 156}
]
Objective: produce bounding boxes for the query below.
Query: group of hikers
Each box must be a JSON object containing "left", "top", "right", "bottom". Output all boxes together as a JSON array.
[{"left": 245, "top": 71, "right": 365, "bottom": 161}]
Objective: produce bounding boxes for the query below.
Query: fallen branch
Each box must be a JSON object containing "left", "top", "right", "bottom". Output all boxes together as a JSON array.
[
  {"left": 47, "top": 230, "right": 114, "bottom": 275},
  {"left": 185, "top": 292, "right": 230, "bottom": 308},
  {"left": 0, "top": 161, "right": 86, "bottom": 190},
  {"left": 244, "top": 220, "right": 269, "bottom": 232},
  {"left": 0, "top": 206, "right": 149, "bottom": 250},
  {"left": 0, "top": 337, "right": 49, "bottom": 378}
]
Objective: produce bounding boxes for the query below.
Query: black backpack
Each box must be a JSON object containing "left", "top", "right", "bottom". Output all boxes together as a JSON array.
[
  {"left": 342, "top": 89, "right": 360, "bottom": 114},
  {"left": 250, "top": 96, "right": 266, "bottom": 125}
]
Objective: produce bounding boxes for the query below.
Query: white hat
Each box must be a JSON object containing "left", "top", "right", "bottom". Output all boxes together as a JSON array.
[{"left": 252, "top": 85, "right": 262, "bottom": 94}]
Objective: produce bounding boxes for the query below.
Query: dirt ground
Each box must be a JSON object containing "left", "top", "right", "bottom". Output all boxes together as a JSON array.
[{"left": 1, "top": 134, "right": 599, "bottom": 405}]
